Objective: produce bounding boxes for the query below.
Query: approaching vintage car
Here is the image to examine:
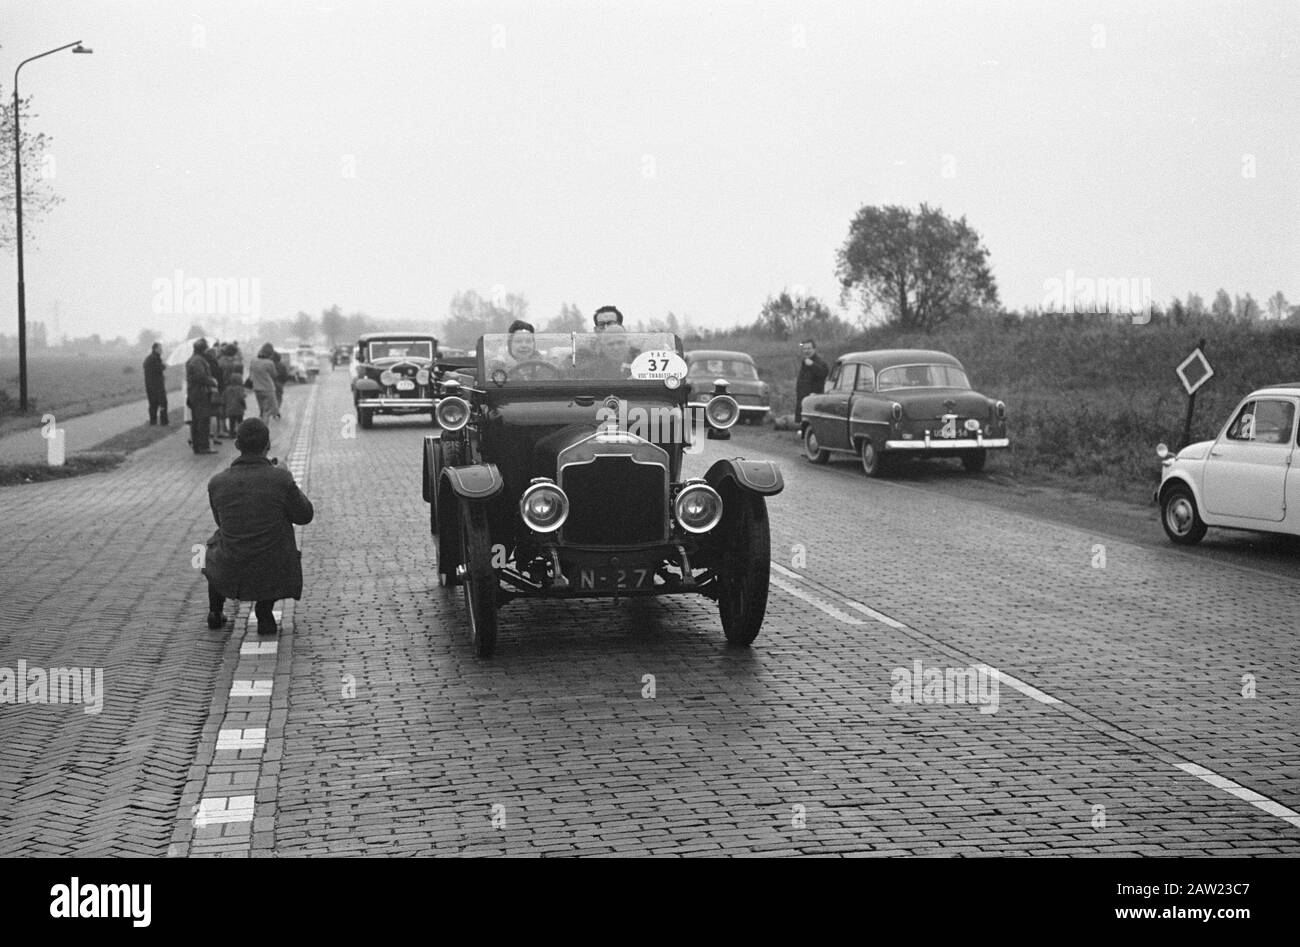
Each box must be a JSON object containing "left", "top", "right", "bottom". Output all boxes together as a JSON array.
[
  {"left": 296, "top": 346, "right": 320, "bottom": 378},
  {"left": 351, "top": 332, "right": 443, "bottom": 428},
  {"left": 421, "top": 331, "right": 784, "bottom": 657},
  {"left": 800, "top": 349, "right": 1009, "bottom": 476},
  {"left": 1155, "top": 384, "right": 1300, "bottom": 545},
  {"left": 685, "top": 350, "right": 771, "bottom": 423}
]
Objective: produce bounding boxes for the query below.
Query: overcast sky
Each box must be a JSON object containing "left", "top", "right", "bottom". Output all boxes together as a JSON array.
[{"left": 4, "top": 0, "right": 1298, "bottom": 342}]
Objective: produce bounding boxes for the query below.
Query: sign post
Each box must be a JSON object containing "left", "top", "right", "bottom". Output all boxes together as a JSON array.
[{"left": 1175, "top": 338, "right": 1213, "bottom": 449}]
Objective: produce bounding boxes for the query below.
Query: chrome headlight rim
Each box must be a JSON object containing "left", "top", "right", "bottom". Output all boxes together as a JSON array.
[
  {"left": 519, "top": 479, "right": 569, "bottom": 533},
  {"left": 380, "top": 369, "right": 398, "bottom": 386},
  {"left": 703, "top": 394, "right": 740, "bottom": 430},
  {"left": 416, "top": 368, "right": 430, "bottom": 385},
  {"left": 435, "top": 395, "right": 471, "bottom": 431},
  {"left": 674, "top": 481, "right": 724, "bottom": 534},
  {"left": 995, "top": 400, "right": 1007, "bottom": 420}
]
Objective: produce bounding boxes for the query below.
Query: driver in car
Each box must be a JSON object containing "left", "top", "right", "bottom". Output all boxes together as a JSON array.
[{"left": 575, "top": 324, "right": 633, "bottom": 379}]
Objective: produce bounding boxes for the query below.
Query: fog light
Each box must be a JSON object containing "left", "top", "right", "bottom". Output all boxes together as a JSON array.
[
  {"left": 964, "top": 418, "right": 980, "bottom": 432},
  {"left": 436, "top": 396, "right": 470, "bottom": 431},
  {"left": 416, "top": 369, "right": 430, "bottom": 385},
  {"left": 704, "top": 395, "right": 739, "bottom": 430},
  {"left": 674, "top": 482, "right": 723, "bottom": 534},
  {"left": 520, "top": 479, "right": 569, "bottom": 533}
]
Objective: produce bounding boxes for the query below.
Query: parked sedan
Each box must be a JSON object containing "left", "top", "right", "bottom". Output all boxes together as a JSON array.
[
  {"left": 685, "top": 350, "right": 771, "bottom": 423},
  {"left": 1155, "top": 384, "right": 1300, "bottom": 545},
  {"left": 800, "top": 349, "right": 1009, "bottom": 476}
]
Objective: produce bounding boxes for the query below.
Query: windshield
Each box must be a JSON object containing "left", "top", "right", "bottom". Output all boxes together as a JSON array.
[
  {"left": 367, "top": 340, "right": 435, "bottom": 361},
  {"left": 477, "top": 331, "right": 680, "bottom": 385},
  {"left": 687, "top": 357, "right": 758, "bottom": 380},
  {"left": 876, "top": 364, "right": 971, "bottom": 391}
]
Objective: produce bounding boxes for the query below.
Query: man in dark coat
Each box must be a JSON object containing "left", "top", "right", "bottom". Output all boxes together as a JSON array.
[
  {"left": 202, "top": 418, "right": 314, "bottom": 635},
  {"left": 186, "top": 339, "right": 219, "bottom": 454},
  {"left": 794, "top": 338, "right": 829, "bottom": 427},
  {"left": 143, "top": 342, "right": 168, "bottom": 425}
]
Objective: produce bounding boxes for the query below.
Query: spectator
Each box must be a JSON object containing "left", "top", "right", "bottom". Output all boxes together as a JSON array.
[
  {"left": 249, "top": 343, "right": 280, "bottom": 420},
  {"left": 204, "top": 340, "right": 226, "bottom": 441},
  {"left": 143, "top": 341, "right": 168, "bottom": 425},
  {"left": 272, "top": 350, "right": 288, "bottom": 411},
  {"left": 201, "top": 418, "right": 314, "bottom": 635},
  {"left": 794, "top": 338, "right": 829, "bottom": 429},
  {"left": 186, "top": 339, "right": 219, "bottom": 454},
  {"left": 218, "top": 343, "right": 247, "bottom": 437},
  {"left": 593, "top": 305, "right": 623, "bottom": 331}
]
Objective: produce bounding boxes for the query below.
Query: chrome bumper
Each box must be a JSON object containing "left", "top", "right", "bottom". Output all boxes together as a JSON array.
[
  {"left": 884, "top": 436, "right": 1010, "bottom": 450},
  {"left": 357, "top": 398, "right": 435, "bottom": 409}
]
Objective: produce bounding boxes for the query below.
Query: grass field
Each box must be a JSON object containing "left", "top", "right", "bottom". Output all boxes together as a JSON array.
[
  {"left": 0, "top": 351, "right": 182, "bottom": 438},
  {"left": 691, "top": 316, "right": 1300, "bottom": 503}
]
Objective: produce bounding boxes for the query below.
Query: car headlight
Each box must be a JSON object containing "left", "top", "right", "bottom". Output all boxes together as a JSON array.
[
  {"left": 995, "top": 400, "right": 1007, "bottom": 420},
  {"left": 674, "top": 481, "right": 723, "bottom": 534},
  {"left": 380, "top": 370, "right": 397, "bottom": 386},
  {"left": 436, "top": 396, "right": 470, "bottom": 431},
  {"left": 416, "top": 369, "right": 430, "bottom": 385},
  {"left": 891, "top": 402, "right": 903, "bottom": 422},
  {"left": 520, "top": 479, "right": 569, "bottom": 533},
  {"left": 704, "top": 395, "right": 739, "bottom": 430}
]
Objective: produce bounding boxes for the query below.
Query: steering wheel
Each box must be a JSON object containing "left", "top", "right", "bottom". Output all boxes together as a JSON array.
[{"left": 509, "top": 359, "right": 563, "bottom": 380}]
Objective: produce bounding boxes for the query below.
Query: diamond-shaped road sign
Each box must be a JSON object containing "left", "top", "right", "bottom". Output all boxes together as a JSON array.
[{"left": 1176, "top": 348, "right": 1213, "bottom": 395}]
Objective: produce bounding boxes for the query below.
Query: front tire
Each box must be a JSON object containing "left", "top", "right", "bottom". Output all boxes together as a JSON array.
[
  {"left": 859, "top": 437, "right": 889, "bottom": 478},
  {"left": 357, "top": 403, "right": 374, "bottom": 429},
  {"left": 716, "top": 493, "right": 771, "bottom": 646},
  {"left": 961, "top": 449, "right": 987, "bottom": 473},
  {"left": 803, "top": 425, "right": 829, "bottom": 464},
  {"left": 460, "top": 499, "right": 498, "bottom": 657},
  {"left": 1161, "top": 483, "right": 1207, "bottom": 545}
]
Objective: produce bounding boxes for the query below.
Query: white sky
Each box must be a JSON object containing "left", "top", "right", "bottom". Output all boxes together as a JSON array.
[{"left": 4, "top": 0, "right": 1298, "bottom": 342}]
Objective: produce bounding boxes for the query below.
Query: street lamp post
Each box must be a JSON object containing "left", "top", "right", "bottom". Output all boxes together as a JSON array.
[{"left": 12, "top": 41, "right": 92, "bottom": 412}]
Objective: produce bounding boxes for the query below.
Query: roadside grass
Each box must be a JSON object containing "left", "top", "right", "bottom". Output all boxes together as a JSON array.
[
  {"left": 0, "top": 421, "right": 177, "bottom": 488},
  {"left": 691, "top": 317, "right": 1300, "bottom": 504},
  {"left": 0, "top": 351, "right": 183, "bottom": 438}
]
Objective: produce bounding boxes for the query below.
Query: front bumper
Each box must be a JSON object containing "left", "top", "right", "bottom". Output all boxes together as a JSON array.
[
  {"left": 357, "top": 398, "right": 435, "bottom": 410},
  {"left": 884, "top": 436, "right": 1010, "bottom": 450},
  {"left": 688, "top": 401, "right": 770, "bottom": 415}
]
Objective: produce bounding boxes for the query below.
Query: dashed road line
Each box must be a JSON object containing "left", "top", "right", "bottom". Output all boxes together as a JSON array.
[{"left": 770, "top": 559, "right": 1300, "bottom": 833}]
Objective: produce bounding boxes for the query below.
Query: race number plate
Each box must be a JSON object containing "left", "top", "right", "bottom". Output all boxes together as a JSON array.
[
  {"left": 396, "top": 379, "right": 415, "bottom": 391},
  {"left": 570, "top": 566, "right": 654, "bottom": 591}
]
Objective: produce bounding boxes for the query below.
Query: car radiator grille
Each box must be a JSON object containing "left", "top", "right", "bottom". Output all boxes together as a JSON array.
[{"left": 561, "top": 457, "right": 667, "bottom": 545}]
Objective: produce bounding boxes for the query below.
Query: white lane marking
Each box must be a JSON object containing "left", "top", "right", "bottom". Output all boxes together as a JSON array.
[
  {"left": 249, "top": 609, "right": 282, "bottom": 626},
  {"left": 769, "top": 572, "right": 864, "bottom": 625},
  {"left": 216, "top": 727, "right": 266, "bottom": 751},
  {"left": 984, "top": 667, "right": 1062, "bottom": 706},
  {"left": 230, "top": 680, "right": 273, "bottom": 698},
  {"left": 240, "top": 641, "right": 277, "bottom": 655},
  {"left": 194, "top": 795, "right": 255, "bottom": 826},
  {"left": 1176, "top": 763, "right": 1300, "bottom": 829}
]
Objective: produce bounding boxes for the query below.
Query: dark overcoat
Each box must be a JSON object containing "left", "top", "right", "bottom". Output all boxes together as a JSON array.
[
  {"left": 794, "top": 353, "right": 829, "bottom": 423},
  {"left": 202, "top": 455, "right": 314, "bottom": 601},
  {"left": 143, "top": 351, "right": 166, "bottom": 395}
]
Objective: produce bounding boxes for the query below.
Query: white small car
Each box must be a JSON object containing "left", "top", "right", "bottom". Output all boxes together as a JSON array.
[{"left": 1155, "top": 384, "right": 1300, "bottom": 544}]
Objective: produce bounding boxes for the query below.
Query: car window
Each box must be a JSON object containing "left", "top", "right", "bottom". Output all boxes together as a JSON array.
[
  {"left": 854, "top": 364, "right": 875, "bottom": 392},
  {"left": 877, "top": 364, "right": 971, "bottom": 390},
  {"left": 687, "top": 358, "right": 757, "bottom": 380},
  {"left": 368, "top": 340, "right": 434, "bottom": 360},
  {"left": 826, "top": 363, "right": 840, "bottom": 392},
  {"left": 1229, "top": 399, "right": 1295, "bottom": 444},
  {"left": 835, "top": 363, "right": 858, "bottom": 392},
  {"left": 478, "top": 332, "right": 679, "bottom": 385}
]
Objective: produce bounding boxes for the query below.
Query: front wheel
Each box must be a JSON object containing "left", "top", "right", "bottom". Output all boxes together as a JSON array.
[
  {"left": 961, "top": 449, "right": 987, "bottom": 473},
  {"left": 859, "top": 437, "right": 889, "bottom": 478},
  {"left": 460, "top": 499, "right": 499, "bottom": 657},
  {"left": 1161, "top": 483, "right": 1207, "bottom": 545},
  {"left": 716, "top": 493, "right": 771, "bottom": 646},
  {"left": 357, "top": 403, "right": 374, "bottom": 429},
  {"left": 803, "top": 426, "right": 829, "bottom": 464}
]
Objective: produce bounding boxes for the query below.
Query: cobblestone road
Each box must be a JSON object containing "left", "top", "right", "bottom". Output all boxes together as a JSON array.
[{"left": 2, "top": 369, "right": 1296, "bottom": 856}]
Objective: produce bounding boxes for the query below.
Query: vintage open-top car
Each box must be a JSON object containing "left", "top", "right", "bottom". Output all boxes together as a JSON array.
[
  {"left": 421, "top": 331, "right": 785, "bottom": 657},
  {"left": 351, "top": 332, "right": 457, "bottom": 428},
  {"left": 800, "top": 348, "right": 1009, "bottom": 476},
  {"left": 1155, "top": 384, "right": 1300, "bottom": 545},
  {"left": 685, "top": 349, "right": 771, "bottom": 423}
]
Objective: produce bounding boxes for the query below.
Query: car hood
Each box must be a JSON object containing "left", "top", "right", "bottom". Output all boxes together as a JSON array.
[
  {"left": 688, "top": 377, "right": 765, "bottom": 398},
  {"left": 1174, "top": 439, "right": 1213, "bottom": 462},
  {"left": 888, "top": 388, "right": 991, "bottom": 418}
]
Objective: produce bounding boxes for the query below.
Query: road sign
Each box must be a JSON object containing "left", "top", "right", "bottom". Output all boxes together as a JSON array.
[{"left": 1176, "top": 347, "right": 1213, "bottom": 395}]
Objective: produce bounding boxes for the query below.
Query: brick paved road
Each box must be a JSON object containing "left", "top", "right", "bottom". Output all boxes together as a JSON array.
[
  {"left": 266, "top": 372, "right": 1299, "bottom": 855},
  {"left": 0, "top": 382, "right": 313, "bottom": 856},
  {"left": 3, "top": 368, "right": 1296, "bottom": 856}
]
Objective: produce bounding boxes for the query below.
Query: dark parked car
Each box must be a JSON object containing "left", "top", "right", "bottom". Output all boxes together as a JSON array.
[
  {"left": 422, "top": 331, "right": 784, "bottom": 657},
  {"left": 800, "top": 348, "right": 1008, "bottom": 476},
  {"left": 685, "top": 349, "right": 771, "bottom": 423},
  {"left": 351, "top": 332, "right": 443, "bottom": 428}
]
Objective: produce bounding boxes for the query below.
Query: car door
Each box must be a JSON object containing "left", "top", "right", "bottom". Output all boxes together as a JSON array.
[
  {"left": 804, "top": 361, "right": 840, "bottom": 446},
  {"left": 819, "top": 362, "right": 858, "bottom": 451},
  {"left": 1201, "top": 397, "right": 1295, "bottom": 522}
]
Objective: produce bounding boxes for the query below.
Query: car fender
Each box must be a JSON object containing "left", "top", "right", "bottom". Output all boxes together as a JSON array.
[
  {"left": 422, "top": 434, "right": 441, "bottom": 503},
  {"left": 442, "top": 462, "right": 505, "bottom": 500},
  {"left": 1158, "top": 469, "right": 1210, "bottom": 521},
  {"left": 705, "top": 458, "right": 784, "bottom": 496},
  {"left": 353, "top": 376, "right": 381, "bottom": 393}
]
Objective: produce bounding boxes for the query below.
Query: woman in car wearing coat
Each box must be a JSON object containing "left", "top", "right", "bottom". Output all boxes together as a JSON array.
[{"left": 202, "top": 418, "right": 314, "bottom": 635}]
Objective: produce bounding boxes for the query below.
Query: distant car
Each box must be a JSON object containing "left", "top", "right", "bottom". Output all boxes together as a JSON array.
[
  {"left": 800, "top": 349, "right": 1009, "bottom": 476},
  {"left": 351, "top": 332, "right": 442, "bottom": 428},
  {"left": 296, "top": 347, "right": 320, "bottom": 378},
  {"left": 685, "top": 350, "right": 770, "bottom": 424},
  {"left": 331, "top": 345, "right": 352, "bottom": 366},
  {"left": 1155, "top": 384, "right": 1300, "bottom": 545}
]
